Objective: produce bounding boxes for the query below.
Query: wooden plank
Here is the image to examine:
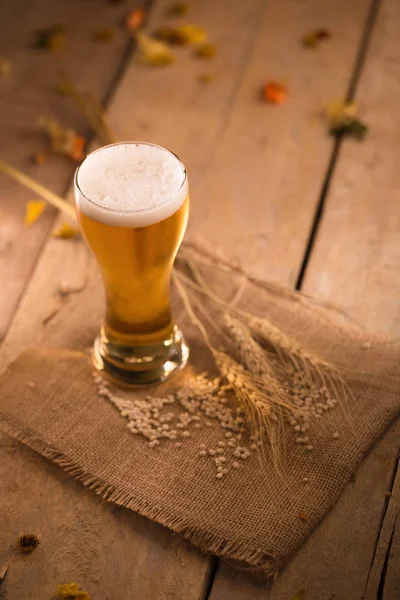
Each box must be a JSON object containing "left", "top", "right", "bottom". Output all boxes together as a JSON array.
[
  {"left": 382, "top": 504, "right": 400, "bottom": 600},
  {"left": 106, "top": 0, "right": 373, "bottom": 285},
  {"left": 0, "top": 0, "right": 275, "bottom": 597},
  {"left": 181, "top": 0, "right": 373, "bottom": 284},
  {"left": 364, "top": 462, "right": 400, "bottom": 599},
  {"left": 0, "top": 438, "right": 210, "bottom": 600},
  {"left": 210, "top": 0, "right": 400, "bottom": 597},
  {"left": 0, "top": 0, "right": 134, "bottom": 343},
  {"left": 285, "top": 0, "right": 400, "bottom": 596}
]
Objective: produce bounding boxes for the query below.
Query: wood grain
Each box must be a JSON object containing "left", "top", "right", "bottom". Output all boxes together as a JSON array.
[
  {"left": 106, "top": 0, "right": 373, "bottom": 285},
  {"left": 210, "top": 0, "right": 400, "bottom": 598},
  {"left": 0, "top": 0, "right": 134, "bottom": 343},
  {"left": 0, "top": 0, "right": 273, "bottom": 597}
]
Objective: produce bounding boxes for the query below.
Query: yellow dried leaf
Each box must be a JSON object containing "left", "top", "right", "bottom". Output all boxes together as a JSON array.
[
  {"left": 194, "top": 43, "right": 216, "bottom": 59},
  {"left": 0, "top": 58, "right": 11, "bottom": 79},
  {"left": 34, "top": 25, "right": 66, "bottom": 52},
  {"left": 57, "top": 583, "right": 90, "bottom": 599},
  {"left": 326, "top": 99, "right": 357, "bottom": 124},
  {"left": 176, "top": 24, "right": 206, "bottom": 44},
  {"left": 302, "top": 29, "right": 330, "bottom": 48},
  {"left": 136, "top": 32, "right": 174, "bottom": 66},
  {"left": 53, "top": 223, "right": 80, "bottom": 239},
  {"left": 37, "top": 117, "right": 86, "bottom": 162},
  {"left": 24, "top": 200, "right": 46, "bottom": 226},
  {"left": 154, "top": 24, "right": 206, "bottom": 45}
]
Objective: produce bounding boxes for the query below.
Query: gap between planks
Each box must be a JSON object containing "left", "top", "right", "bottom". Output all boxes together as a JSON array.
[{"left": 295, "top": 0, "right": 382, "bottom": 291}]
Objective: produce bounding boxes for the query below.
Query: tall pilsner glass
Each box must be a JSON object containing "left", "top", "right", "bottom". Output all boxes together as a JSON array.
[{"left": 74, "top": 142, "right": 189, "bottom": 385}]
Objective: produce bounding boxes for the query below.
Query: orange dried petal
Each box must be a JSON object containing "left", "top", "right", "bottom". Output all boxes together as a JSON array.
[
  {"left": 125, "top": 8, "right": 145, "bottom": 31},
  {"left": 70, "top": 136, "right": 86, "bottom": 162},
  {"left": 263, "top": 81, "right": 287, "bottom": 105}
]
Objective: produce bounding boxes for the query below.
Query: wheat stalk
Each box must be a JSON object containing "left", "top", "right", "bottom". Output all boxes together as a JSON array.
[{"left": 0, "top": 160, "right": 76, "bottom": 220}]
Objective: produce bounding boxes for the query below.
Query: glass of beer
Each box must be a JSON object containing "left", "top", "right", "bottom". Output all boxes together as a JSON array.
[{"left": 74, "top": 141, "right": 189, "bottom": 385}]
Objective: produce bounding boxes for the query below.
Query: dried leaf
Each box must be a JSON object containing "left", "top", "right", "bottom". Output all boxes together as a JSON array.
[
  {"left": 325, "top": 100, "right": 368, "bottom": 140},
  {"left": 53, "top": 223, "right": 80, "bottom": 239},
  {"left": 34, "top": 25, "right": 66, "bottom": 52},
  {"left": 37, "top": 117, "right": 86, "bottom": 162},
  {"left": 125, "top": 7, "right": 145, "bottom": 31},
  {"left": 0, "top": 58, "right": 11, "bottom": 79},
  {"left": 198, "top": 73, "right": 213, "bottom": 84},
  {"left": 17, "top": 533, "right": 40, "bottom": 552},
  {"left": 24, "top": 200, "right": 46, "bottom": 226},
  {"left": 32, "top": 151, "right": 47, "bottom": 166},
  {"left": 93, "top": 28, "right": 115, "bottom": 42},
  {"left": 330, "top": 118, "right": 368, "bottom": 140},
  {"left": 194, "top": 43, "right": 216, "bottom": 59},
  {"left": 57, "top": 583, "right": 90, "bottom": 599},
  {"left": 136, "top": 32, "right": 174, "bottom": 66},
  {"left": 326, "top": 99, "right": 356, "bottom": 122},
  {"left": 302, "top": 29, "right": 330, "bottom": 48},
  {"left": 293, "top": 590, "right": 306, "bottom": 600},
  {"left": 154, "top": 24, "right": 207, "bottom": 45},
  {"left": 56, "top": 81, "right": 75, "bottom": 97},
  {"left": 298, "top": 511, "right": 308, "bottom": 522},
  {"left": 263, "top": 81, "right": 287, "bottom": 104},
  {"left": 167, "top": 2, "right": 188, "bottom": 16}
]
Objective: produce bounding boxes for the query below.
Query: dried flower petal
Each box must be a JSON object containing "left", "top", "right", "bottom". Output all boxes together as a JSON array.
[
  {"left": 24, "top": 200, "right": 46, "bottom": 227},
  {"left": 17, "top": 533, "right": 40, "bottom": 552},
  {"left": 53, "top": 223, "right": 80, "bottom": 239},
  {"left": 167, "top": 2, "right": 188, "bottom": 16},
  {"left": 57, "top": 583, "right": 90, "bottom": 599},
  {"left": 263, "top": 81, "right": 287, "bottom": 104},
  {"left": 125, "top": 8, "right": 145, "bottom": 31},
  {"left": 0, "top": 58, "right": 11, "bottom": 79},
  {"left": 136, "top": 32, "right": 174, "bottom": 66},
  {"left": 302, "top": 29, "right": 330, "bottom": 48},
  {"left": 37, "top": 117, "right": 86, "bottom": 162},
  {"left": 154, "top": 24, "right": 206, "bottom": 45},
  {"left": 194, "top": 43, "right": 216, "bottom": 59},
  {"left": 34, "top": 25, "right": 66, "bottom": 52},
  {"left": 93, "top": 28, "right": 115, "bottom": 42}
]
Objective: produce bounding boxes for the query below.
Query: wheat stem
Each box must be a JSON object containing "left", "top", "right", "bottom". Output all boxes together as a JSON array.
[{"left": 0, "top": 160, "right": 76, "bottom": 220}]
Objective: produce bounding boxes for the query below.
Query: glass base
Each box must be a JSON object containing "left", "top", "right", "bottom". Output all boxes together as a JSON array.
[{"left": 92, "top": 325, "right": 189, "bottom": 386}]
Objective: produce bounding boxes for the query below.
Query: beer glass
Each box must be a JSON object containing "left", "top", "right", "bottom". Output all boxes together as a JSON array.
[{"left": 74, "top": 142, "right": 189, "bottom": 385}]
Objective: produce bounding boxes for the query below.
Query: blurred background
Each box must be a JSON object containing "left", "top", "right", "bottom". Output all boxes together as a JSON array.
[{"left": 0, "top": 0, "right": 399, "bottom": 337}]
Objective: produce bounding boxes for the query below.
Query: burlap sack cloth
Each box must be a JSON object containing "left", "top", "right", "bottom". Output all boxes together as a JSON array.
[{"left": 1, "top": 248, "right": 399, "bottom": 577}]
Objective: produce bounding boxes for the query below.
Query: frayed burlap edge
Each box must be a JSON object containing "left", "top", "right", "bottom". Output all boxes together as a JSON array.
[{"left": 0, "top": 415, "right": 280, "bottom": 577}]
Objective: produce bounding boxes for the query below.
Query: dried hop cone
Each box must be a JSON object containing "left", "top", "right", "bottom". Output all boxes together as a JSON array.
[{"left": 17, "top": 533, "right": 40, "bottom": 553}]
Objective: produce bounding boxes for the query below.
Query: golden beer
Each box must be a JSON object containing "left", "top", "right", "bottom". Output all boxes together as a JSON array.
[{"left": 74, "top": 142, "right": 189, "bottom": 385}]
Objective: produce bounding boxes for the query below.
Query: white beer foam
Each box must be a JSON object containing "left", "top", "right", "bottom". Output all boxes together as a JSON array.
[{"left": 75, "top": 142, "right": 188, "bottom": 227}]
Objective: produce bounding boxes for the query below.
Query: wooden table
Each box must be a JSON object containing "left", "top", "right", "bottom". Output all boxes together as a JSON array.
[{"left": 1, "top": 0, "right": 399, "bottom": 597}]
